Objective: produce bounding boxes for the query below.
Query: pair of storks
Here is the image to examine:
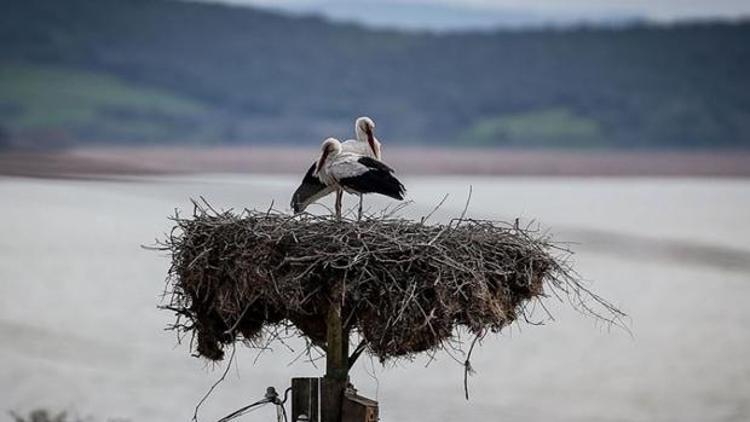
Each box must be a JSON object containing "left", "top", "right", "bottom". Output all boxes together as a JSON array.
[{"left": 291, "top": 117, "right": 405, "bottom": 218}]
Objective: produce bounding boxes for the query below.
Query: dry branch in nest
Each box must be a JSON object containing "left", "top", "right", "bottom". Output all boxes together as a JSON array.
[{"left": 159, "top": 200, "right": 622, "bottom": 363}]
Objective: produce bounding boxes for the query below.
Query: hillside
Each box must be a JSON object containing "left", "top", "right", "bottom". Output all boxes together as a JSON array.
[
  {"left": 1, "top": 0, "right": 749, "bottom": 149},
  {"left": 0, "top": 63, "right": 216, "bottom": 147}
]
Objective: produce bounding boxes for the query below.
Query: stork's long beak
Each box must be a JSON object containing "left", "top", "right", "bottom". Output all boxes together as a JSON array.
[
  {"left": 315, "top": 149, "right": 330, "bottom": 176},
  {"left": 366, "top": 129, "right": 376, "bottom": 156}
]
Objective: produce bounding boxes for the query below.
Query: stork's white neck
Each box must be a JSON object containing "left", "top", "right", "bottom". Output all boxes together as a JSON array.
[
  {"left": 354, "top": 129, "right": 381, "bottom": 159},
  {"left": 355, "top": 125, "right": 368, "bottom": 143}
]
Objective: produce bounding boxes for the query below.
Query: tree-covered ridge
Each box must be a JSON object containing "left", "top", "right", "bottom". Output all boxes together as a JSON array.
[{"left": 1, "top": 0, "right": 748, "bottom": 148}]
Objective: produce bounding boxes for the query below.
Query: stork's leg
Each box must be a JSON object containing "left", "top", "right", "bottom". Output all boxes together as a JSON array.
[
  {"left": 357, "top": 195, "right": 363, "bottom": 221},
  {"left": 335, "top": 189, "right": 342, "bottom": 219}
]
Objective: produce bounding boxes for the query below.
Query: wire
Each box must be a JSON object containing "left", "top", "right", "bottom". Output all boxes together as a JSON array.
[
  {"left": 216, "top": 398, "right": 270, "bottom": 422},
  {"left": 277, "top": 403, "right": 288, "bottom": 422},
  {"left": 216, "top": 385, "right": 292, "bottom": 422},
  {"left": 276, "top": 386, "right": 292, "bottom": 422},
  {"left": 280, "top": 386, "right": 293, "bottom": 404}
]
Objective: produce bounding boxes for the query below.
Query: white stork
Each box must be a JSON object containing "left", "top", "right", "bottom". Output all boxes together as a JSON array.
[
  {"left": 291, "top": 116, "right": 383, "bottom": 215},
  {"left": 314, "top": 137, "right": 405, "bottom": 218},
  {"left": 342, "top": 116, "right": 381, "bottom": 160}
]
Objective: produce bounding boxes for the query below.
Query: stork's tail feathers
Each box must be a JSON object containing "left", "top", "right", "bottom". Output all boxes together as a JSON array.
[
  {"left": 339, "top": 171, "right": 406, "bottom": 201},
  {"left": 381, "top": 174, "right": 406, "bottom": 201}
]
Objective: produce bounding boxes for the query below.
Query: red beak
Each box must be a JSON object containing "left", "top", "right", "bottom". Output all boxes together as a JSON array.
[
  {"left": 366, "top": 130, "right": 376, "bottom": 155},
  {"left": 315, "top": 149, "right": 330, "bottom": 175}
]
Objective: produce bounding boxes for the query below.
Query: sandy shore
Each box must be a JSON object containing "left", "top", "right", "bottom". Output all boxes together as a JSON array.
[{"left": 1, "top": 147, "right": 749, "bottom": 178}]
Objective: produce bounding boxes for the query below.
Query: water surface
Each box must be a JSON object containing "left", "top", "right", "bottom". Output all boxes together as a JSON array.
[{"left": 1, "top": 175, "right": 748, "bottom": 422}]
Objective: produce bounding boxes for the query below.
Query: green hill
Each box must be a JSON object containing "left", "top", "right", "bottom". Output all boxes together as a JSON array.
[
  {"left": 0, "top": 62, "right": 214, "bottom": 146},
  {"left": 1, "top": 0, "right": 748, "bottom": 149}
]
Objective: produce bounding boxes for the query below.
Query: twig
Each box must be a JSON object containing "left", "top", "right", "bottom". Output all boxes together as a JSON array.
[
  {"left": 192, "top": 345, "right": 236, "bottom": 422},
  {"left": 463, "top": 332, "right": 483, "bottom": 400},
  {"left": 421, "top": 193, "right": 449, "bottom": 224},
  {"left": 158, "top": 197, "right": 626, "bottom": 394}
]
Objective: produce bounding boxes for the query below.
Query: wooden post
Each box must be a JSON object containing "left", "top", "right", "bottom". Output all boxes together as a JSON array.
[
  {"left": 291, "top": 377, "right": 320, "bottom": 422},
  {"left": 321, "top": 291, "right": 348, "bottom": 422}
]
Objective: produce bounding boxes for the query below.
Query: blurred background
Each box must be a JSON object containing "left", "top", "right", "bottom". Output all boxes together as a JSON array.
[{"left": 1, "top": 0, "right": 749, "bottom": 421}]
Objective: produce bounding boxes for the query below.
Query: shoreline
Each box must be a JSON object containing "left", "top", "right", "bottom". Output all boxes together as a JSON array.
[{"left": 1, "top": 147, "right": 749, "bottom": 179}]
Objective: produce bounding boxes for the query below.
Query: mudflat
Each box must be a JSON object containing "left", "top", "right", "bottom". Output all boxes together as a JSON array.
[{"left": 1, "top": 147, "right": 749, "bottom": 178}]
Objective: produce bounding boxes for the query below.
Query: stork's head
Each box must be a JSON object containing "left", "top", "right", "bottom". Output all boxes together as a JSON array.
[
  {"left": 315, "top": 137, "right": 341, "bottom": 175},
  {"left": 355, "top": 116, "right": 375, "bottom": 139},
  {"left": 355, "top": 116, "right": 379, "bottom": 157},
  {"left": 356, "top": 116, "right": 375, "bottom": 133}
]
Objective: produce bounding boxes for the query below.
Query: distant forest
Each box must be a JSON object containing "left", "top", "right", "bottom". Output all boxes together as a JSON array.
[{"left": 1, "top": 0, "right": 749, "bottom": 149}]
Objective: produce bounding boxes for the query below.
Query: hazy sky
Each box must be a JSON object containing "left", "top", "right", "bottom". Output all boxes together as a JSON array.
[{"left": 208, "top": 0, "right": 750, "bottom": 21}]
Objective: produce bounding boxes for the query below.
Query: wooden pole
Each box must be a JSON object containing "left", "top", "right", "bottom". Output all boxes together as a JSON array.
[
  {"left": 291, "top": 378, "right": 319, "bottom": 422},
  {"left": 321, "top": 290, "right": 348, "bottom": 422}
]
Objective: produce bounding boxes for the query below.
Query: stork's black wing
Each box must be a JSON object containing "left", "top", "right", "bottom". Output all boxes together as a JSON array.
[
  {"left": 291, "top": 162, "right": 334, "bottom": 213},
  {"left": 338, "top": 157, "right": 405, "bottom": 200},
  {"left": 357, "top": 156, "right": 395, "bottom": 173}
]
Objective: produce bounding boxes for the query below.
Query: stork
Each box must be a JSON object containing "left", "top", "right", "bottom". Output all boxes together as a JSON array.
[
  {"left": 314, "top": 137, "right": 404, "bottom": 218},
  {"left": 291, "top": 116, "right": 382, "bottom": 217},
  {"left": 342, "top": 116, "right": 381, "bottom": 160}
]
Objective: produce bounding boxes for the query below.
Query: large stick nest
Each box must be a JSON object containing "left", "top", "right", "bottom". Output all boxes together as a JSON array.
[{"left": 160, "top": 201, "right": 619, "bottom": 362}]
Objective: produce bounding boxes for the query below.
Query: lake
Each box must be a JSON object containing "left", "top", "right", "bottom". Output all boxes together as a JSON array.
[{"left": 1, "top": 174, "right": 749, "bottom": 422}]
